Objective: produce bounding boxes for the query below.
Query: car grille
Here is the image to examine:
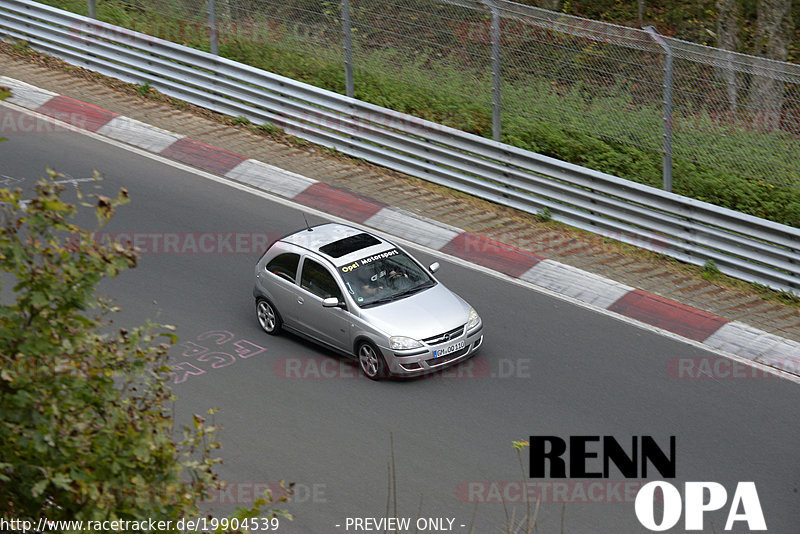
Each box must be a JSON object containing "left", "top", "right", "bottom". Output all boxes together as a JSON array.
[
  {"left": 426, "top": 345, "right": 470, "bottom": 367},
  {"left": 423, "top": 325, "right": 465, "bottom": 345}
]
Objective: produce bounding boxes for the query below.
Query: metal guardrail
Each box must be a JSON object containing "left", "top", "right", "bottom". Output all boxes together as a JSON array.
[
  {"left": 1, "top": 0, "right": 798, "bottom": 293},
  {"left": 93, "top": 0, "right": 800, "bottom": 194}
]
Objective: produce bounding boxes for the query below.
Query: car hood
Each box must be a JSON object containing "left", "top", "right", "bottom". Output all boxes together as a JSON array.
[{"left": 359, "top": 283, "right": 471, "bottom": 340}]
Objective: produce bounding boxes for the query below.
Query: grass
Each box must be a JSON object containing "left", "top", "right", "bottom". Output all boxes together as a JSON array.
[
  {"left": 256, "top": 122, "right": 281, "bottom": 136},
  {"left": 33, "top": 0, "right": 800, "bottom": 227},
  {"left": 136, "top": 81, "right": 151, "bottom": 97},
  {"left": 12, "top": 40, "right": 32, "bottom": 54},
  {"left": 535, "top": 206, "right": 553, "bottom": 222},
  {"left": 703, "top": 259, "right": 721, "bottom": 278}
]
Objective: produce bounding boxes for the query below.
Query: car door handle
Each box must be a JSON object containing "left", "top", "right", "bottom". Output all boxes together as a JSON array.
[{"left": 297, "top": 297, "right": 304, "bottom": 305}]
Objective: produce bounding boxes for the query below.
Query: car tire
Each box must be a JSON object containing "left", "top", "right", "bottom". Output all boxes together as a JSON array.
[
  {"left": 357, "top": 340, "right": 389, "bottom": 380},
  {"left": 256, "top": 298, "right": 282, "bottom": 335}
]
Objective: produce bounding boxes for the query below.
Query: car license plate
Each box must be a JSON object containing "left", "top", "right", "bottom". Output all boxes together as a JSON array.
[{"left": 434, "top": 340, "right": 465, "bottom": 358}]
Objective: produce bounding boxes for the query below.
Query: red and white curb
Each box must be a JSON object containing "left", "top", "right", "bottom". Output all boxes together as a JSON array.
[{"left": 2, "top": 75, "right": 799, "bottom": 378}]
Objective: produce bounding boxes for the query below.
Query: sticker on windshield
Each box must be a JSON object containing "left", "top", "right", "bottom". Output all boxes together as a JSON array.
[{"left": 340, "top": 249, "right": 399, "bottom": 274}]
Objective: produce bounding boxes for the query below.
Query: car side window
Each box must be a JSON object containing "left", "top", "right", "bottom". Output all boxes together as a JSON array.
[
  {"left": 301, "top": 258, "right": 343, "bottom": 301},
  {"left": 266, "top": 253, "right": 300, "bottom": 283}
]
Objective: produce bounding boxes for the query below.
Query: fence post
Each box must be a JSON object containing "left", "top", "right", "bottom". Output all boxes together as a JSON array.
[
  {"left": 208, "top": 0, "right": 219, "bottom": 55},
  {"left": 645, "top": 26, "right": 673, "bottom": 192},
  {"left": 87, "top": 0, "right": 95, "bottom": 18},
  {"left": 341, "top": 0, "right": 355, "bottom": 98},
  {"left": 486, "top": 0, "right": 501, "bottom": 141}
]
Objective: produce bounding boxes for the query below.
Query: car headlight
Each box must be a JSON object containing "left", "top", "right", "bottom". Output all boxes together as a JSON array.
[
  {"left": 390, "top": 336, "right": 424, "bottom": 350},
  {"left": 467, "top": 308, "right": 481, "bottom": 331}
]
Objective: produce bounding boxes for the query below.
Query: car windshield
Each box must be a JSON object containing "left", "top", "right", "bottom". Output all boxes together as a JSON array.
[{"left": 337, "top": 248, "right": 435, "bottom": 308}]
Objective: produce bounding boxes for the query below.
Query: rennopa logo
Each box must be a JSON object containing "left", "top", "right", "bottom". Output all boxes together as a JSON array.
[{"left": 528, "top": 435, "right": 766, "bottom": 531}]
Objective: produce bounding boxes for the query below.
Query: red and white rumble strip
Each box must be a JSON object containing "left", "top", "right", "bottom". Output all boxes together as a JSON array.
[{"left": 2, "top": 75, "right": 798, "bottom": 379}]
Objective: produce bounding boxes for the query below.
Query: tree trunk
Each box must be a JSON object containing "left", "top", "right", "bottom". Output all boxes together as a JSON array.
[
  {"left": 749, "top": 0, "right": 793, "bottom": 131},
  {"left": 715, "top": 0, "right": 740, "bottom": 112}
]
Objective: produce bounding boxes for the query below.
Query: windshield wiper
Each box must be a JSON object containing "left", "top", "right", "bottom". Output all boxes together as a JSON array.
[
  {"left": 361, "top": 282, "right": 435, "bottom": 308},
  {"left": 361, "top": 295, "right": 397, "bottom": 308}
]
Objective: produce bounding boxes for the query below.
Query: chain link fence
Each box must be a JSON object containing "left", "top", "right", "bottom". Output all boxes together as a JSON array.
[{"left": 81, "top": 0, "right": 800, "bottom": 195}]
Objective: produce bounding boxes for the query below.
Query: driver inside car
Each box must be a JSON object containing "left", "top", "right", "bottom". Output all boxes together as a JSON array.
[{"left": 359, "top": 267, "right": 384, "bottom": 297}]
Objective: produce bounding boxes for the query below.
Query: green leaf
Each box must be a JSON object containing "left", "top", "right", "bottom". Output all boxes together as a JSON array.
[
  {"left": 0, "top": 168, "right": 290, "bottom": 525},
  {"left": 31, "top": 479, "right": 48, "bottom": 498},
  {"left": 51, "top": 472, "right": 72, "bottom": 490}
]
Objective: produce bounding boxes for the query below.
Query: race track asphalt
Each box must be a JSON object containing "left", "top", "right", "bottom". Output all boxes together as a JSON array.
[{"left": 2, "top": 105, "right": 799, "bottom": 533}]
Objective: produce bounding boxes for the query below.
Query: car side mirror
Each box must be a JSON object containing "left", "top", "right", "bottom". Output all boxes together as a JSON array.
[
  {"left": 322, "top": 297, "right": 343, "bottom": 308},
  {"left": 429, "top": 262, "right": 440, "bottom": 274}
]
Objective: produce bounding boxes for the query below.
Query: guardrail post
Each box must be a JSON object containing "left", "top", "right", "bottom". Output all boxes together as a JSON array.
[
  {"left": 208, "top": 0, "right": 219, "bottom": 55},
  {"left": 87, "top": 0, "right": 95, "bottom": 18},
  {"left": 486, "top": 0, "right": 501, "bottom": 141},
  {"left": 645, "top": 26, "right": 673, "bottom": 192},
  {"left": 341, "top": 0, "right": 355, "bottom": 98}
]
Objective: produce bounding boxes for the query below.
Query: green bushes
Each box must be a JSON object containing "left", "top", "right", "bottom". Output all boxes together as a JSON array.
[
  {"left": 676, "top": 166, "right": 800, "bottom": 227},
  {"left": 38, "top": 0, "right": 800, "bottom": 227}
]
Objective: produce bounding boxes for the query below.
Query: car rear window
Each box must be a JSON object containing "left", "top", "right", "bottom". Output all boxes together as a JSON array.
[{"left": 318, "top": 233, "right": 381, "bottom": 258}]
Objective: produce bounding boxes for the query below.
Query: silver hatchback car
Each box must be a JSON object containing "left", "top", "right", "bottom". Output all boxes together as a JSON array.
[{"left": 253, "top": 223, "right": 484, "bottom": 379}]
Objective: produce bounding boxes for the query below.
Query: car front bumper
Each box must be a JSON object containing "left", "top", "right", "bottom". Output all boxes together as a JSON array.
[{"left": 381, "top": 325, "right": 484, "bottom": 376}]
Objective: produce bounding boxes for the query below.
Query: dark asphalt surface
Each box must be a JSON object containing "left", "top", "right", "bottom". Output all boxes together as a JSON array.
[{"left": 2, "top": 106, "right": 799, "bottom": 533}]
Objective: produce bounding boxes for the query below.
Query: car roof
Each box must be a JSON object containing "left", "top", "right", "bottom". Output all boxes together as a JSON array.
[{"left": 281, "top": 223, "right": 396, "bottom": 266}]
